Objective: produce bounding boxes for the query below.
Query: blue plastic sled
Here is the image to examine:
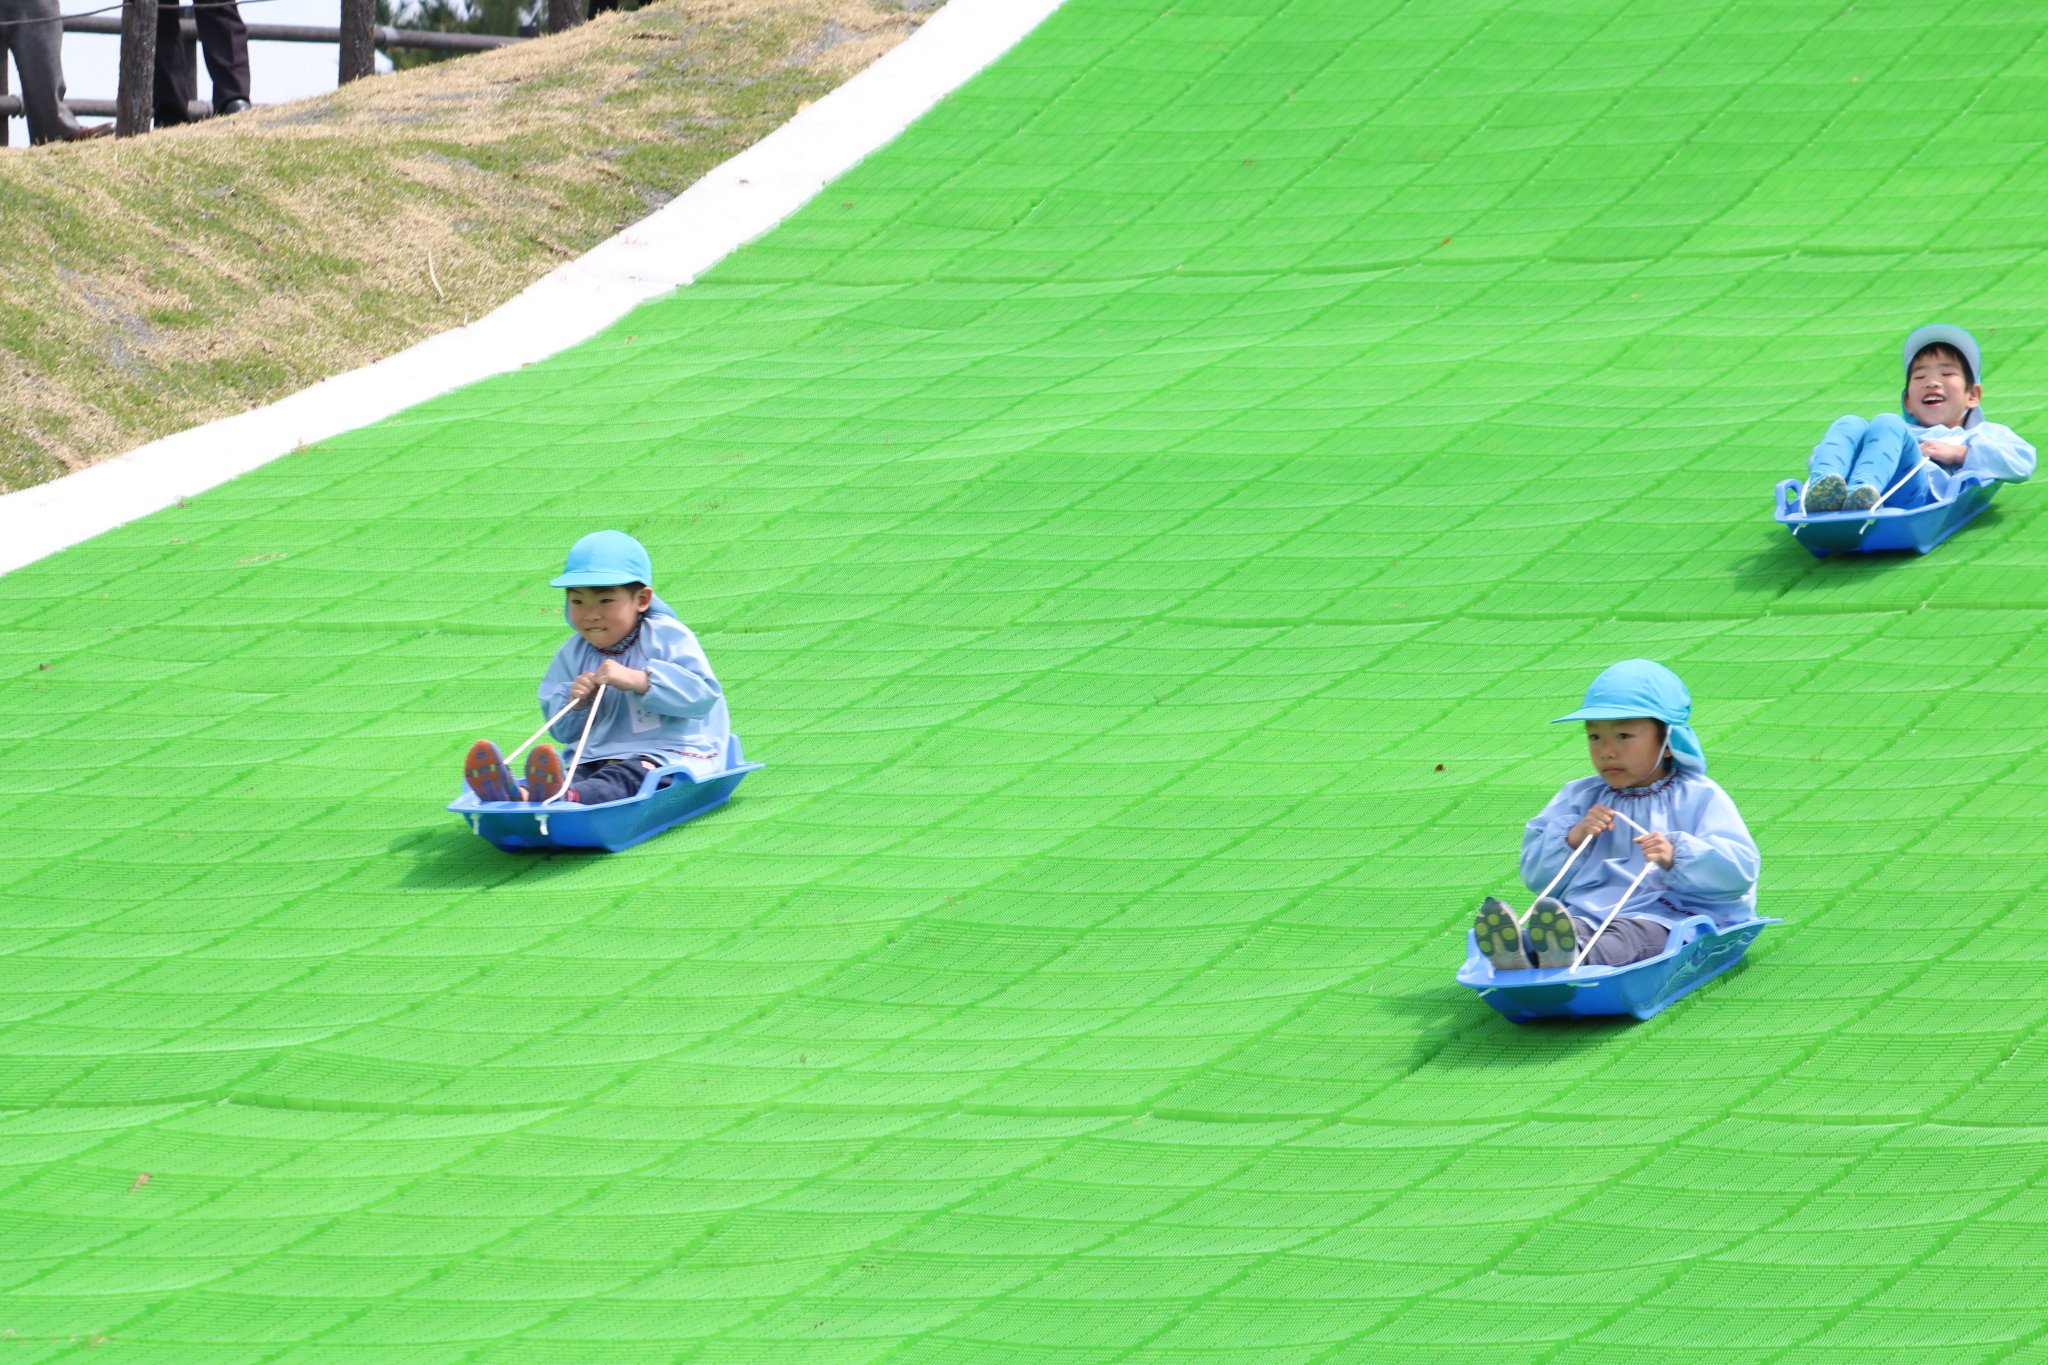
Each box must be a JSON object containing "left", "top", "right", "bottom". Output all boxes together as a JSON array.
[
  {"left": 1457, "top": 915, "right": 1780, "bottom": 1023},
  {"left": 448, "top": 736, "right": 762, "bottom": 853},
  {"left": 1775, "top": 474, "right": 2000, "bottom": 558}
]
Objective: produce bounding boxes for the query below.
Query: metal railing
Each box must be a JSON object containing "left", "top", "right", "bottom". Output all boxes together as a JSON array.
[
  {"left": 2, "top": 0, "right": 588, "bottom": 145},
  {"left": 63, "top": 12, "right": 525, "bottom": 52}
]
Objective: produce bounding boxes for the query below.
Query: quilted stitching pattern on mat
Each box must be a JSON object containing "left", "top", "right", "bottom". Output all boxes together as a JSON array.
[{"left": 4, "top": 0, "right": 2048, "bottom": 1357}]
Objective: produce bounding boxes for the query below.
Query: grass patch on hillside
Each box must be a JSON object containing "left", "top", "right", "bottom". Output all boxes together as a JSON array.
[{"left": 0, "top": 0, "right": 932, "bottom": 492}]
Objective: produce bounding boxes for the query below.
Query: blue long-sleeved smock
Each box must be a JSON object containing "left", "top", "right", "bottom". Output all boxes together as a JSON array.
[
  {"left": 1521, "top": 770, "right": 1760, "bottom": 927},
  {"left": 539, "top": 612, "right": 728, "bottom": 772},
  {"left": 1917, "top": 415, "right": 2035, "bottom": 493}
]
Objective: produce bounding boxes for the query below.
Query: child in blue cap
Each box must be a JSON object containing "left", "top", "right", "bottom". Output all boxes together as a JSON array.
[
  {"left": 1474, "top": 660, "right": 1761, "bottom": 970},
  {"left": 1800, "top": 324, "right": 2034, "bottom": 513},
  {"left": 463, "top": 530, "right": 731, "bottom": 805}
]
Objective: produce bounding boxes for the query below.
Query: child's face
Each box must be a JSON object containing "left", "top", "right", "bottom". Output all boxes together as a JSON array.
[
  {"left": 566, "top": 585, "right": 652, "bottom": 649},
  {"left": 1907, "top": 348, "right": 1982, "bottom": 429},
  {"left": 1584, "top": 718, "right": 1666, "bottom": 788}
]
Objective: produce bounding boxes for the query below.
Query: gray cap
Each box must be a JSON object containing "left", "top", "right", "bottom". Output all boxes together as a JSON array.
[{"left": 1903, "top": 324, "right": 1981, "bottom": 384}]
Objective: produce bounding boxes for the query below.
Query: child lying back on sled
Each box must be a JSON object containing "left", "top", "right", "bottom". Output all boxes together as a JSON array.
[{"left": 1800, "top": 324, "right": 2034, "bottom": 514}]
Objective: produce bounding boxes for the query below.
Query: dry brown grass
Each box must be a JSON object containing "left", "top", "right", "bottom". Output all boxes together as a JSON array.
[{"left": 0, "top": 0, "right": 933, "bottom": 492}]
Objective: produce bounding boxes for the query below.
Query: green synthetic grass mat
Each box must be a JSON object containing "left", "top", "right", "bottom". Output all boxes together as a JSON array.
[{"left": 6, "top": 0, "right": 2048, "bottom": 1357}]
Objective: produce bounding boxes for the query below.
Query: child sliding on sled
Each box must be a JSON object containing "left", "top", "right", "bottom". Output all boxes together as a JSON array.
[
  {"left": 463, "top": 531, "right": 730, "bottom": 805},
  {"left": 1475, "top": 660, "right": 1760, "bottom": 970},
  {"left": 1799, "top": 324, "right": 2034, "bottom": 514}
]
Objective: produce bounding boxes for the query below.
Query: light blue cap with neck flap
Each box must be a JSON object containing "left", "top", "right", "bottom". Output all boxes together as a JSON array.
[{"left": 1552, "top": 659, "right": 1705, "bottom": 776}]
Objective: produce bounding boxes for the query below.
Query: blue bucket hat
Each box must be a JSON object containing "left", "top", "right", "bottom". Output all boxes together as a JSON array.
[
  {"left": 1553, "top": 659, "right": 1705, "bottom": 775},
  {"left": 551, "top": 530, "right": 653, "bottom": 588}
]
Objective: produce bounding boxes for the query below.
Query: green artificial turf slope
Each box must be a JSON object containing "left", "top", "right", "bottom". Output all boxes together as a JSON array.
[{"left": 6, "top": 0, "right": 2048, "bottom": 1358}]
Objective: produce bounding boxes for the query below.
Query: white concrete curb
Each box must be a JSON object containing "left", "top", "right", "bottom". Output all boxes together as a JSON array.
[{"left": 0, "top": 0, "right": 1067, "bottom": 578}]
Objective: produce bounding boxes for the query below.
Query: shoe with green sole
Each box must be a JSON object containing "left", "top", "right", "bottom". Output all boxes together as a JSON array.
[
  {"left": 1525, "top": 898, "right": 1579, "bottom": 969},
  {"left": 1804, "top": 474, "right": 1848, "bottom": 513},
  {"left": 1475, "top": 897, "right": 1529, "bottom": 970}
]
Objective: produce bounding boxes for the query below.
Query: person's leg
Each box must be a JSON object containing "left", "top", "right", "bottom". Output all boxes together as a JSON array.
[
  {"left": 1845, "top": 413, "right": 1932, "bottom": 509},
  {"left": 194, "top": 0, "right": 250, "bottom": 108},
  {"left": 154, "top": 0, "right": 194, "bottom": 126},
  {"left": 1803, "top": 416, "right": 1865, "bottom": 512},
  {"left": 567, "top": 758, "right": 660, "bottom": 805},
  {"left": 1567, "top": 914, "right": 1670, "bottom": 967},
  {"left": 1806, "top": 417, "right": 1863, "bottom": 512},
  {"left": 7, "top": 0, "right": 86, "bottom": 144},
  {"left": 1808, "top": 416, "right": 1865, "bottom": 482}
]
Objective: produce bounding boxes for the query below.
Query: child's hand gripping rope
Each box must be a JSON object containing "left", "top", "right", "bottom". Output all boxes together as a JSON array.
[
  {"left": 1487, "top": 804, "right": 1674, "bottom": 970},
  {"left": 1596, "top": 805, "right": 1674, "bottom": 869},
  {"left": 1567, "top": 806, "right": 1667, "bottom": 970},
  {"left": 568, "top": 661, "right": 647, "bottom": 705},
  {"left": 1506, "top": 795, "right": 1664, "bottom": 929},
  {"left": 541, "top": 684, "right": 607, "bottom": 809}
]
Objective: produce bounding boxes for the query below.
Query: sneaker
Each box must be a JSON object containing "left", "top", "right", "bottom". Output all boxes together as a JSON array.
[
  {"left": 464, "top": 739, "right": 519, "bottom": 803},
  {"left": 1845, "top": 483, "right": 1880, "bottom": 511},
  {"left": 1525, "top": 898, "right": 1579, "bottom": 969},
  {"left": 524, "top": 745, "right": 566, "bottom": 803},
  {"left": 1803, "top": 474, "right": 1848, "bottom": 513},
  {"left": 1475, "top": 897, "right": 1529, "bottom": 970}
]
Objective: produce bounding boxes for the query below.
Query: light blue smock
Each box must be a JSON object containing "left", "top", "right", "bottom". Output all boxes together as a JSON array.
[
  {"left": 1919, "top": 415, "right": 2035, "bottom": 490},
  {"left": 1809, "top": 408, "right": 2034, "bottom": 510},
  {"left": 1521, "top": 770, "right": 1760, "bottom": 927},
  {"left": 539, "top": 611, "right": 729, "bottom": 776}
]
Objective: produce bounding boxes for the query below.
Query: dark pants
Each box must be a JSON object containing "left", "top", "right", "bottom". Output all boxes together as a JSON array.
[
  {"left": 154, "top": 0, "right": 250, "bottom": 126},
  {"left": 1, "top": 0, "right": 84, "bottom": 143},
  {"left": 1569, "top": 914, "right": 1669, "bottom": 967},
  {"left": 570, "top": 756, "right": 661, "bottom": 805}
]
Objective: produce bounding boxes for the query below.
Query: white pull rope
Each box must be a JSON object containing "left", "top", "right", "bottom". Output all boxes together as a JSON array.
[
  {"left": 1870, "top": 454, "right": 1935, "bottom": 513},
  {"left": 505, "top": 696, "right": 585, "bottom": 767},
  {"left": 1570, "top": 859, "right": 1656, "bottom": 971},
  {"left": 1611, "top": 808, "right": 1651, "bottom": 837},
  {"left": 1518, "top": 832, "right": 1595, "bottom": 927},
  {"left": 539, "top": 683, "right": 605, "bottom": 808},
  {"left": 1569, "top": 806, "right": 1662, "bottom": 967},
  {"left": 1518, "top": 807, "right": 1663, "bottom": 961}
]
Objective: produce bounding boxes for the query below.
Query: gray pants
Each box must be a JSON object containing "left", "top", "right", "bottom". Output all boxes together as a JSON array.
[
  {"left": 1, "top": 0, "right": 84, "bottom": 144},
  {"left": 1570, "top": 913, "right": 1669, "bottom": 967}
]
